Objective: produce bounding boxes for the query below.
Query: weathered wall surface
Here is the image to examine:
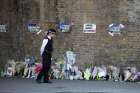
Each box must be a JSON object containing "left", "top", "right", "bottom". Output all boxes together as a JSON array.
[
  {"left": 0, "top": 0, "right": 16, "bottom": 67},
  {"left": 0, "top": 0, "right": 140, "bottom": 68},
  {"left": 0, "top": 0, "right": 57, "bottom": 66}
]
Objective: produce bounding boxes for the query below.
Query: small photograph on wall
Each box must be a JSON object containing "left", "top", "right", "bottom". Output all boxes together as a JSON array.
[
  {"left": 83, "top": 23, "right": 96, "bottom": 33},
  {"left": 0, "top": 24, "right": 7, "bottom": 32},
  {"left": 27, "top": 20, "right": 40, "bottom": 33}
]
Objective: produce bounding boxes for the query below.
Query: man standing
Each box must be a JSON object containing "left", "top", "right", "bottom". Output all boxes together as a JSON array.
[{"left": 36, "top": 29, "right": 56, "bottom": 83}]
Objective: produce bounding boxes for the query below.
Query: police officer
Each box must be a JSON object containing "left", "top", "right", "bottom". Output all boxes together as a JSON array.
[{"left": 36, "top": 28, "right": 56, "bottom": 83}]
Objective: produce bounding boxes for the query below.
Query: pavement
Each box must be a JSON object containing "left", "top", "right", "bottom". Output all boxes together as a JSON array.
[{"left": 0, "top": 78, "right": 140, "bottom": 93}]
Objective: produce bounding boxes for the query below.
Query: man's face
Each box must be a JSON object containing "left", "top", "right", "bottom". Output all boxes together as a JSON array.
[{"left": 50, "top": 32, "right": 56, "bottom": 38}]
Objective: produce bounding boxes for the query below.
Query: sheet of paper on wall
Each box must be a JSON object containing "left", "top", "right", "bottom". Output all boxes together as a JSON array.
[
  {"left": 83, "top": 23, "right": 96, "bottom": 33},
  {"left": 65, "top": 51, "right": 76, "bottom": 65}
]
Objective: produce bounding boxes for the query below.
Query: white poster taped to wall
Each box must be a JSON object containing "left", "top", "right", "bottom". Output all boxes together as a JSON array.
[{"left": 83, "top": 23, "right": 96, "bottom": 33}]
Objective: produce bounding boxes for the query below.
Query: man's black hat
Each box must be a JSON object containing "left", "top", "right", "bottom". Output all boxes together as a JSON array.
[{"left": 48, "top": 28, "right": 56, "bottom": 33}]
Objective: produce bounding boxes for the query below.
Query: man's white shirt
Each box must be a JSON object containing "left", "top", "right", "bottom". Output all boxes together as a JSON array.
[{"left": 40, "top": 36, "right": 51, "bottom": 55}]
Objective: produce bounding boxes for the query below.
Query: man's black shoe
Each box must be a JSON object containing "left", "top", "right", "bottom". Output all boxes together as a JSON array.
[{"left": 43, "top": 80, "right": 52, "bottom": 83}]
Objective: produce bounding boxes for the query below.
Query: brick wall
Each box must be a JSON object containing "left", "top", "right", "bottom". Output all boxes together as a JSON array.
[
  {"left": 55, "top": 0, "right": 140, "bottom": 67},
  {"left": 0, "top": 0, "right": 140, "bottom": 68}
]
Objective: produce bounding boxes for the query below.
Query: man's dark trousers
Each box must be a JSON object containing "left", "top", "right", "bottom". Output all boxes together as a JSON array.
[{"left": 37, "top": 52, "right": 51, "bottom": 82}]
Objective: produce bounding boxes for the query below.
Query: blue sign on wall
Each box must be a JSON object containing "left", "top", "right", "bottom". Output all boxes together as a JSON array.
[
  {"left": 27, "top": 20, "right": 40, "bottom": 33},
  {"left": 59, "top": 22, "right": 71, "bottom": 32},
  {"left": 108, "top": 23, "right": 125, "bottom": 36},
  {"left": 0, "top": 25, "right": 7, "bottom": 32}
]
